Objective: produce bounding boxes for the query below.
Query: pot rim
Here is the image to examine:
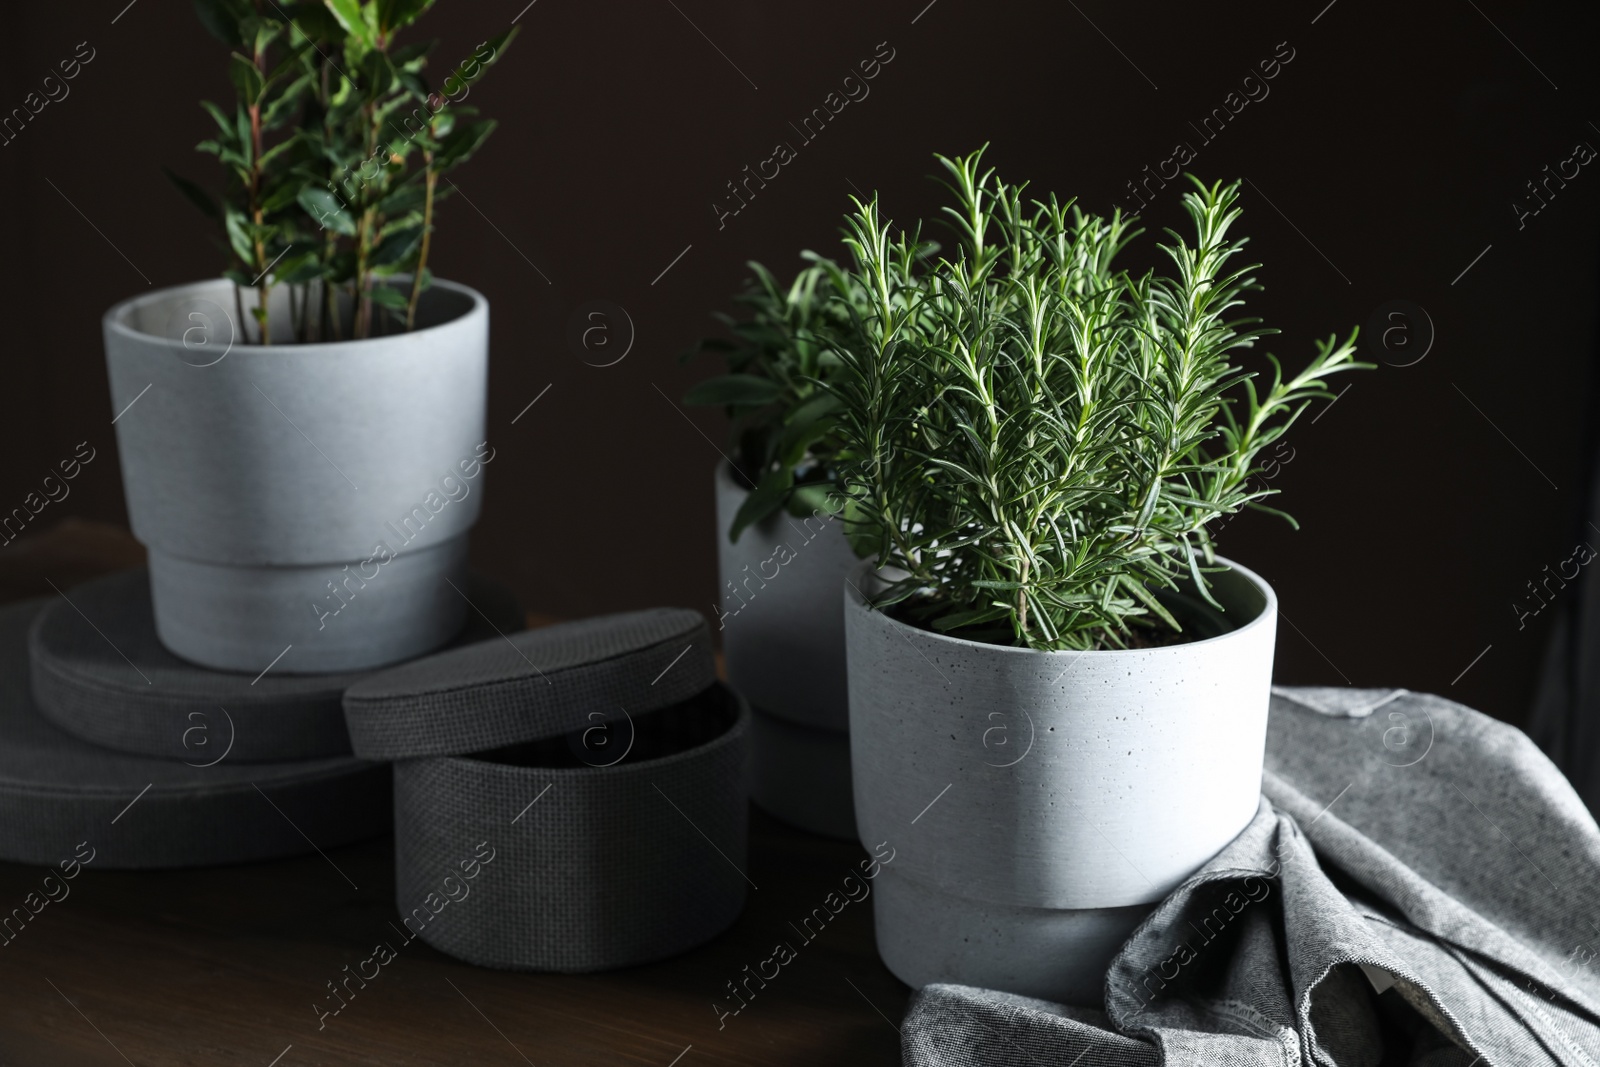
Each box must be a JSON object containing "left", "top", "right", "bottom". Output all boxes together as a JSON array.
[
  {"left": 102, "top": 275, "right": 486, "bottom": 355},
  {"left": 845, "top": 555, "right": 1277, "bottom": 657}
]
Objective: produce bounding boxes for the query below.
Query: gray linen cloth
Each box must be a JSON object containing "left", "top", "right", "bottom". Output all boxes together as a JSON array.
[{"left": 902, "top": 686, "right": 1600, "bottom": 1066}]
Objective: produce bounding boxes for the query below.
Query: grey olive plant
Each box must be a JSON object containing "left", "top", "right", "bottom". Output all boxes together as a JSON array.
[{"left": 817, "top": 148, "right": 1370, "bottom": 651}]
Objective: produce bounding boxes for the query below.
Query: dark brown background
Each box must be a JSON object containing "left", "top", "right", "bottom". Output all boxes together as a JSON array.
[{"left": 1, "top": 0, "right": 1597, "bottom": 725}]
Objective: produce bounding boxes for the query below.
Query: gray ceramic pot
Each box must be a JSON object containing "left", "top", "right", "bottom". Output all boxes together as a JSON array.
[
  {"left": 714, "top": 461, "right": 859, "bottom": 838},
  {"left": 845, "top": 557, "right": 1278, "bottom": 1003},
  {"left": 103, "top": 279, "right": 489, "bottom": 674}
]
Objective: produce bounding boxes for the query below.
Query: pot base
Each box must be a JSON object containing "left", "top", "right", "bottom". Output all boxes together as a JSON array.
[
  {"left": 874, "top": 866, "right": 1151, "bottom": 1007},
  {"left": 748, "top": 705, "right": 856, "bottom": 840},
  {"left": 148, "top": 536, "right": 470, "bottom": 674}
]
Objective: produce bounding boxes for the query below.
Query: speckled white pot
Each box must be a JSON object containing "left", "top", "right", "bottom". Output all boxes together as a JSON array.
[
  {"left": 714, "top": 461, "right": 860, "bottom": 838},
  {"left": 103, "top": 278, "right": 488, "bottom": 674},
  {"left": 845, "top": 557, "right": 1277, "bottom": 1003}
]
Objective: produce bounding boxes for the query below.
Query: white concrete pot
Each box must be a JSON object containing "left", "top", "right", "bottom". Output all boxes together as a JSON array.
[
  {"left": 103, "top": 279, "right": 489, "bottom": 674},
  {"left": 713, "top": 461, "right": 859, "bottom": 838},
  {"left": 845, "top": 557, "right": 1277, "bottom": 1003}
]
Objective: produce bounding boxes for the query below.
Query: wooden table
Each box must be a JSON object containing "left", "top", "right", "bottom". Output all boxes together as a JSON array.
[
  {"left": 0, "top": 522, "right": 908, "bottom": 1066},
  {"left": 0, "top": 811, "right": 908, "bottom": 1066}
]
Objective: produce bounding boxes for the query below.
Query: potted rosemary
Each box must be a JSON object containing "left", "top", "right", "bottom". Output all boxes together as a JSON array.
[
  {"left": 686, "top": 256, "right": 871, "bottom": 838},
  {"left": 827, "top": 150, "right": 1367, "bottom": 1001},
  {"left": 102, "top": 0, "right": 516, "bottom": 672}
]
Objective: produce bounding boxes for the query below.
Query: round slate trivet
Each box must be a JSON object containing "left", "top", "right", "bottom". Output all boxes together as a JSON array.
[
  {"left": 393, "top": 683, "right": 748, "bottom": 971},
  {"left": 0, "top": 598, "right": 388, "bottom": 869},
  {"left": 29, "top": 568, "right": 523, "bottom": 763},
  {"left": 342, "top": 608, "right": 716, "bottom": 759}
]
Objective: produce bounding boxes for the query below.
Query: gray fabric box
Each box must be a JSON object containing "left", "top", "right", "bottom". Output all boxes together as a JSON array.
[{"left": 343, "top": 608, "right": 750, "bottom": 971}]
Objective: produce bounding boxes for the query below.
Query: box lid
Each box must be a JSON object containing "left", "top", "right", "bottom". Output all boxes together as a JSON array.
[{"left": 341, "top": 608, "right": 715, "bottom": 759}]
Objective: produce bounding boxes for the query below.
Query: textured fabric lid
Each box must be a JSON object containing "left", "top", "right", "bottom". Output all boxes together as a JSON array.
[
  {"left": 28, "top": 568, "right": 524, "bottom": 762},
  {"left": 342, "top": 608, "right": 716, "bottom": 759},
  {"left": 0, "top": 597, "right": 389, "bottom": 869}
]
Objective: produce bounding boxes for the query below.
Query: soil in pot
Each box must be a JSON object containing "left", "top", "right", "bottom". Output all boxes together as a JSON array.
[{"left": 884, "top": 577, "right": 1237, "bottom": 649}]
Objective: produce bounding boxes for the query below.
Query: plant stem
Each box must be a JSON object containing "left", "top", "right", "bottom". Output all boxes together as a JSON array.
[
  {"left": 353, "top": 100, "right": 380, "bottom": 340},
  {"left": 326, "top": 278, "right": 341, "bottom": 341},
  {"left": 406, "top": 152, "right": 436, "bottom": 332},
  {"left": 249, "top": 32, "right": 271, "bottom": 345}
]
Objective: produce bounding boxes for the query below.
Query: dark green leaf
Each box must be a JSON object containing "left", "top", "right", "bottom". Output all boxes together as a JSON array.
[
  {"left": 323, "top": 0, "right": 372, "bottom": 44},
  {"left": 260, "top": 179, "right": 303, "bottom": 213},
  {"left": 840, "top": 497, "right": 884, "bottom": 559},
  {"left": 223, "top": 207, "right": 256, "bottom": 265},
  {"left": 1118, "top": 574, "right": 1181, "bottom": 632},
  {"left": 164, "top": 168, "right": 220, "bottom": 220},
  {"left": 683, "top": 374, "right": 784, "bottom": 407},
  {"left": 432, "top": 119, "right": 495, "bottom": 174},
  {"left": 256, "top": 130, "right": 306, "bottom": 172},
  {"left": 389, "top": 39, "right": 436, "bottom": 66},
  {"left": 367, "top": 284, "right": 410, "bottom": 309},
  {"left": 787, "top": 482, "right": 845, "bottom": 517},
  {"left": 199, "top": 99, "right": 235, "bottom": 138},
  {"left": 729, "top": 467, "right": 792, "bottom": 542},
  {"left": 261, "top": 71, "right": 314, "bottom": 130},
  {"left": 274, "top": 250, "right": 324, "bottom": 284},
  {"left": 229, "top": 52, "right": 265, "bottom": 105},
  {"left": 383, "top": 0, "right": 436, "bottom": 31},
  {"left": 376, "top": 210, "right": 424, "bottom": 239},
  {"left": 193, "top": 0, "right": 247, "bottom": 46},
  {"left": 932, "top": 606, "right": 1007, "bottom": 631},
  {"left": 375, "top": 178, "right": 426, "bottom": 215},
  {"left": 369, "top": 224, "right": 422, "bottom": 267},
  {"left": 776, "top": 415, "right": 836, "bottom": 470},
  {"left": 235, "top": 103, "right": 253, "bottom": 165},
  {"left": 297, "top": 186, "right": 357, "bottom": 236}
]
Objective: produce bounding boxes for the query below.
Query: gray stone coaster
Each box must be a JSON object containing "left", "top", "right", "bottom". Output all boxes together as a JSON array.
[
  {"left": 0, "top": 598, "right": 388, "bottom": 869},
  {"left": 29, "top": 569, "right": 523, "bottom": 763},
  {"left": 342, "top": 608, "right": 715, "bottom": 759},
  {"left": 393, "top": 683, "right": 749, "bottom": 972}
]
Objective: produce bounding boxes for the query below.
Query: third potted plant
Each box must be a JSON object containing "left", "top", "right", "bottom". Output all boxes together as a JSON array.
[{"left": 686, "top": 256, "right": 874, "bottom": 838}]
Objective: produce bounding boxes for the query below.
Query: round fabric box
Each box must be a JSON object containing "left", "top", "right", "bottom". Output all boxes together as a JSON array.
[
  {"left": 394, "top": 684, "right": 748, "bottom": 971},
  {"left": 344, "top": 608, "right": 749, "bottom": 971},
  {"left": 0, "top": 598, "right": 388, "bottom": 869},
  {"left": 29, "top": 568, "right": 523, "bottom": 762}
]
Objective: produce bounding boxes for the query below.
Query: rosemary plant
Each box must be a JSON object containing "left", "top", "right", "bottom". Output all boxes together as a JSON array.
[
  {"left": 822, "top": 148, "right": 1370, "bottom": 651},
  {"left": 167, "top": 0, "right": 517, "bottom": 344},
  {"left": 685, "top": 254, "right": 875, "bottom": 540}
]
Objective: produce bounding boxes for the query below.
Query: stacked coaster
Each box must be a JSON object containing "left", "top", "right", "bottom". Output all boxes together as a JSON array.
[
  {"left": 0, "top": 597, "right": 386, "bottom": 868},
  {"left": 2, "top": 568, "right": 523, "bottom": 869},
  {"left": 342, "top": 608, "right": 751, "bottom": 972},
  {"left": 28, "top": 568, "right": 523, "bottom": 761}
]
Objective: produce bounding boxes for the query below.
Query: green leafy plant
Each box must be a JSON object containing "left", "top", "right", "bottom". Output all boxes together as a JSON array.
[
  {"left": 168, "top": 0, "right": 517, "bottom": 344},
  {"left": 684, "top": 254, "right": 876, "bottom": 541},
  {"left": 820, "top": 148, "right": 1371, "bottom": 651}
]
